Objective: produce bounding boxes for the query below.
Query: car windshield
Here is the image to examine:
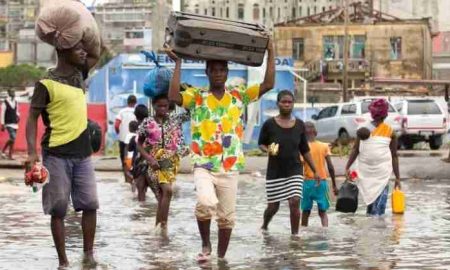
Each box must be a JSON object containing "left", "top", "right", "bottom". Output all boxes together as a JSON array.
[
  {"left": 407, "top": 100, "right": 441, "bottom": 115},
  {"left": 361, "top": 101, "right": 395, "bottom": 114}
]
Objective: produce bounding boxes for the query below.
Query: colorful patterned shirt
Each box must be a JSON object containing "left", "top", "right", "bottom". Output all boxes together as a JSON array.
[
  {"left": 138, "top": 111, "right": 190, "bottom": 157},
  {"left": 181, "top": 84, "right": 260, "bottom": 172}
]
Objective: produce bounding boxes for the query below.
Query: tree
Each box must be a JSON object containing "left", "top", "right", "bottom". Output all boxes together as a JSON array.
[{"left": 0, "top": 64, "right": 46, "bottom": 89}]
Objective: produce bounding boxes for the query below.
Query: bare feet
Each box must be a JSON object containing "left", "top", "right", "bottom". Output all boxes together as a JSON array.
[
  {"left": 82, "top": 251, "right": 97, "bottom": 267},
  {"left": 57, "top": 261, "right": 69, "bottom": 269}
]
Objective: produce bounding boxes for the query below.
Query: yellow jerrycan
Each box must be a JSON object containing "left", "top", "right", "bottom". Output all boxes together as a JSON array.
[{"left": 391, "top": 188, "right": 405, "bottom": 214}]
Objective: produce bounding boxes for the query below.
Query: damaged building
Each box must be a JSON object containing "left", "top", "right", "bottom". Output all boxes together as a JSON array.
[{"left": 274, "top": 2, "right": 433, "bottom": 102}]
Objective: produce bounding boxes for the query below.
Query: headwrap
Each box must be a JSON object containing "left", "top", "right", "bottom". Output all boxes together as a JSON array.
[{"left": 369, "top": 99, "right": 389, "bottom": 120}]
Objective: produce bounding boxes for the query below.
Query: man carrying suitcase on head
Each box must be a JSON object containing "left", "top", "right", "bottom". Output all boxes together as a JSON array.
[{"left": 166, "top": 38, "right": 275, "bottom": 262}]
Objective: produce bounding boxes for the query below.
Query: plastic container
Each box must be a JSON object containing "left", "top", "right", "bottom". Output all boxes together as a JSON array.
[{"left": 391, "top": 188, "right": 405, "bottom": 214}]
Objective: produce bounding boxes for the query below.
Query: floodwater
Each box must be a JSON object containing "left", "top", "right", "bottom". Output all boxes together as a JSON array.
[{"left": 1, "top": 174, "right": 450, "bottom": 270}]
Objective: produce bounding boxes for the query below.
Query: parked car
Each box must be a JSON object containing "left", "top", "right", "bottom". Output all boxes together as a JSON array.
[
  {"left": 394, "top": 99, "right": 447, "bottom": 150},
  {"left": 311, "top": 99, "right": 402, "bottom": 143}
]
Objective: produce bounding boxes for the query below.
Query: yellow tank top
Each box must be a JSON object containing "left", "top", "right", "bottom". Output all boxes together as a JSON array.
[{"left": 40, "top": 79, "right": 87, "bottom": 147}]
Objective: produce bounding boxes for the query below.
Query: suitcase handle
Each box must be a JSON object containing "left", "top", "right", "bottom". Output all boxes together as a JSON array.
[{"left": 171, "top": 11, "right": 268, "bottom": 33}]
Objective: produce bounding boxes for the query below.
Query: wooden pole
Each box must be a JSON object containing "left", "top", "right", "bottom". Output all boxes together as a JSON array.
[{"left": 342, "top": 0, "right": 349, "bottom": 102}]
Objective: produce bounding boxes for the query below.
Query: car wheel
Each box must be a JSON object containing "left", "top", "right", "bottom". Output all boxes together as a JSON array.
[
  {"left": 429, "top": 135, "right": 442, "bottom": 150},
  {"left": 338, "top": 129, "right": 350, "bottom": 145},
  {"left": 400, "top": 136, "right": 414, "bottom": 150}
]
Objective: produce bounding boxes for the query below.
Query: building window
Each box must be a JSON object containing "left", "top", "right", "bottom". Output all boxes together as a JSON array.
[
  {"left": 323, "top": 35, "right": 345, "bottom": 60},
  {"left": 270, "top": 7, "right": 273, "bottom": 17},
  {"left": 307, "top": 7, "right": 310, "bottom": 16},
  {"left": 292, "top": 7, "right": 296, "bottom": 18},
  {"left": 299, "top": 6, "right": 302, "bottom": 16},
  {"left": 253, "top": 4, "right": 260, "bottom": 20},
  {"left": 195, "top": 4, "right": 199, "bottom": 14},
  {"left": 238, "top": 4, "right": 244, "bottom": 19},
  {"left": 226, "top": 7, "right": 229, "bottom": 18},
  {"left": 204, "top": 8, "right": 207, "bottom": 15},
  {"left": 390, "top": 37, "right": 402, "bottom": 60},
  {"left": 220, "top": 8, "right": 223, "bottom": 17},
  {"left": 352, "top": 35, "right": 366, "bottom": 59},
  {"left": 322, "top": 6, "right": 326, "bottom": 12},
  {"left": 278, "top": 7, "right": 280, "bottom": 19},
  {"left": 314, "top": 6, "right": 317, "bottom": 14},
  {"left": 263, "top": 8, "right": 266, "bottom": 18},
  {"left": 212, "top": 7, "right": 216, "bottom": 16},
  {"left": 292, "top": 38, "right": 304, "bottom": 61}
]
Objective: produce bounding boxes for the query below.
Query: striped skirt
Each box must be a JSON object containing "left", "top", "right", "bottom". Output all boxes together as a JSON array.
[{"left": 266, "top": 175, "right": 304, "bottom": 203}]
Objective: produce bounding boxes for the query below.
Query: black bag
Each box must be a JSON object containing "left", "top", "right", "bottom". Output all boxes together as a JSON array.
[
  {"left": 87, "top": 119, "right": 102, "bottom": 153},
  {"left": 336, "top": 181, "right": 359, "bottom": 213}
]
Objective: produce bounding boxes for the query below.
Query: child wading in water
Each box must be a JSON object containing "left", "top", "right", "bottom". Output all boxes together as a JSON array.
[{"left": 301, "top": 122, "right": 338, "bottom": 227}]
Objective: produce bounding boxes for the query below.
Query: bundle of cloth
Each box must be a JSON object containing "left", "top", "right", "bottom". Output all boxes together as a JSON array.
[{"left": 35, "top": 0, "right": 101, "bottom": 70}]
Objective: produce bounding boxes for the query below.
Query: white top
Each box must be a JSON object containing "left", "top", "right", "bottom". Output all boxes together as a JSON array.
[
  {"left": 124, "top": 132, "right": 136, "bottom": 144},
  {"left": 116, "top": 107, "right": 136, "bottom": 142},
  {"left": 125, "top": 132, "right": 137, "bottom": 159},
  {"left": 1, "top": 97, "right": 20, "bottom": 130}
]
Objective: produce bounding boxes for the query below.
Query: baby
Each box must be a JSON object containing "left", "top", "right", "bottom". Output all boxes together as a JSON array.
[{"left": 357, "top": 127, "right": 371, "bottom": 141}]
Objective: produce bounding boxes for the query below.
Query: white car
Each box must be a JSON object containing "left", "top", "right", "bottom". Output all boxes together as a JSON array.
[
  {"left": 312, "top": 99, "right": 402, "bottom": 143},
  {"left": 394, "top": 99, "right": 448, "bottom": 150}
]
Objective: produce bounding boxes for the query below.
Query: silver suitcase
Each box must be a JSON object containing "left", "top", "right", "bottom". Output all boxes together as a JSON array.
[{"left": 165, "top": 12, "right": 269, "bottom": 66}]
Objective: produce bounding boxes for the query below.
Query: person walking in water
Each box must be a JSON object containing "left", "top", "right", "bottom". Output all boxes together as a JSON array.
[
  {"left": 258, "top": 90, "right": 320, "bottom": 235},
  {"left": 301, "top": 121, "right": 337, "bottom": 227},
  {"left": 345, "top": 99, "right": 401, "bottom": 216},
  {"left": 1, "top": 89, "right": 20, "bottom": 160},
  {"left": 115, "top": 95, "right": 137, "bottom": 182},
  {"left": 166, "top": 38, "right": 275, "bottom": 261},
  {"left": 137, "top": 94, "right": 189, "bottom": 231},
  {"left": 26, "top": 42, "right": 98, "bottom": 267}
]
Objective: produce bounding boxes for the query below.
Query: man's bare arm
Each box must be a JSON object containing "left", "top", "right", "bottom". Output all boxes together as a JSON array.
[
  {"left": 259, "top": 38, "right": 275, "bottom": 97},
  {"left": 167, "top": 50, "right": 183, "bottom": 106},
  {"left": 26, "top": 107, "right": 42, "bottom": 171}
]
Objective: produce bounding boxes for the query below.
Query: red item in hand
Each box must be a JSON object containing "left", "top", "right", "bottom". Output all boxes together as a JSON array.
[
  {"left": 25, "top": 163, "right": 49, "bottom": 185},
  {"left": 349, "top": 170, "right": 358, "bottom": 181}
]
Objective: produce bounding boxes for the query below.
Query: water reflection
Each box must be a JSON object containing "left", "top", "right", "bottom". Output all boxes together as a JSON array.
[{"left": 0, "top": 175, "right": 450, "bottom": 269}]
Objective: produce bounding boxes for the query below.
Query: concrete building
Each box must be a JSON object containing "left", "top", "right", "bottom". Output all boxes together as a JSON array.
[
  {"left": 15, "top": 28, "right": 55, "bottom": 67},
  {"left": 373, "top": 0, "right": 448, "bottom": 32},
  {"left": 275, "top": 2, "right": 433, "bottom": 101},
  {"left": 182, "top": 0, "right": 350, "bottom": 30},
  {"left": 6, "top": 0, "right": 39, "bottom": 40},
  {"left": 94, "top": 0, "right": 172, "bottom": 53},
  {"left": 0, "top": 0, "right": 7, "bottom": 51}
]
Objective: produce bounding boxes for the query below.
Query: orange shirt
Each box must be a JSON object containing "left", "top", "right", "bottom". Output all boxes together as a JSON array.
[
  {"left": 371, "top": 122, "right": 394, "bottom": 138},
  {"left": 304, "top": 140, "right": 331, "bottom": 180}
]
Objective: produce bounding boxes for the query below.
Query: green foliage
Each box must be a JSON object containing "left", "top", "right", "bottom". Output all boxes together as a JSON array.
[{"left": 0, "top": 64, "right": 46, "bottom": 88}]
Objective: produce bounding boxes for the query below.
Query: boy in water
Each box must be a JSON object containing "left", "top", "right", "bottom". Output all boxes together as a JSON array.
[
  {"left": 302, "top": 122, "right": 338, "bottom": 227},
  {"left": 124, "top": 120, "right": 139, "bottom": 185}
]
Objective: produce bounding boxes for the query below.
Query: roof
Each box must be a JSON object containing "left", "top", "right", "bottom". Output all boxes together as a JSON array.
[{"left": 276, "top": 1, "right": 432, "bottom": 31}]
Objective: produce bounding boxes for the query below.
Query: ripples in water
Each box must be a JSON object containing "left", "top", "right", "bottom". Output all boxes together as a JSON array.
[{"left": 1, "top": 175, "right": 450, "bottom": 269}]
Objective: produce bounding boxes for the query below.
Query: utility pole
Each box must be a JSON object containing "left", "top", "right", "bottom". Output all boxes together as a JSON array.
[
  {"left": 379, "top": 0, "right": 382, "bottom": 19},
  {"left": 342, "top": 0, "right": 349, "bottom": 102}
]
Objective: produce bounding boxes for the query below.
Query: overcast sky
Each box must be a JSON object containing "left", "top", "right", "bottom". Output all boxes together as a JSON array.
[{"left": 81, "top": 0, "right": 180, "bottom": 10}]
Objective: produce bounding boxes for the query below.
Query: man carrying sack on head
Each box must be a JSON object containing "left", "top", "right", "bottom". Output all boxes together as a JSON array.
[{"left": 26, "top": 1, "right": 101, "bottom": 267}]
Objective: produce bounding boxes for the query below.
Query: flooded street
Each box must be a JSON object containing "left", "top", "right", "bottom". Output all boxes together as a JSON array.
[{"left": 1, "top": 173, "right": 450, "bottom": 269}]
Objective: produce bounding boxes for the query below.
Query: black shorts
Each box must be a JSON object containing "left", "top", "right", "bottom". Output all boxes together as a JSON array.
[{"left": 119, "top": 141, "right": 126, "bottom": 164}]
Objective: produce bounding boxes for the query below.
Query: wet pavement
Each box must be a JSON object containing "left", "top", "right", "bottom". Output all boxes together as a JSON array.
[{"left": 1, "top": 172, "right": 450, "bottom": 269}]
